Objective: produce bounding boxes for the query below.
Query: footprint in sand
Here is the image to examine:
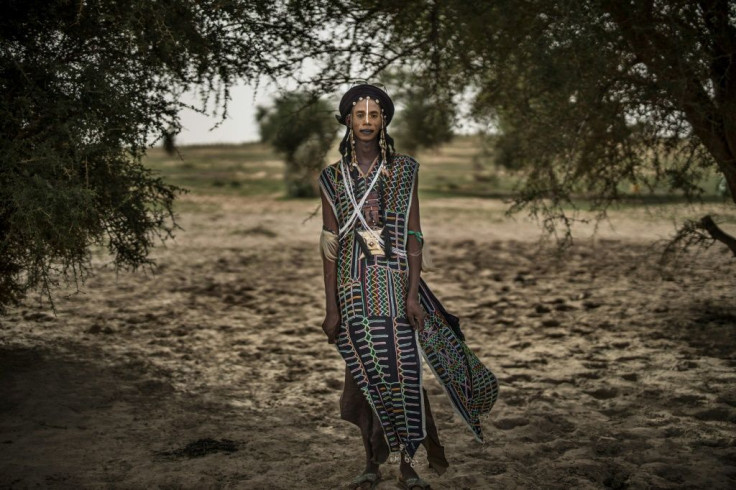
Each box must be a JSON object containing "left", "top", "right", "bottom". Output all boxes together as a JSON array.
[
  {"left": 504, "top": 373, "right": 533, "bottom": 384},
  {"left": 693, "top": 407, "right": 736, "bottom": 423},
  {"left": 585, "top": 387, "right": 618, "bottom": 400},
  {"left": 492, "top": 417, "right": 530, "bottom": 430},
  {"left": 324, "top": 378, "right": 342, "bottom": 390}
]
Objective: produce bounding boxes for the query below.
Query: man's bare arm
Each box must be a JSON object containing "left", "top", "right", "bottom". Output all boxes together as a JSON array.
[{"left": 321, "top": 190, "right": 340, "bottom": 343}]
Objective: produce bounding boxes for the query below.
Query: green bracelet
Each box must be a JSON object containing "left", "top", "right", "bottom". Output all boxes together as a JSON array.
[{"left": 407, "top": 230, "right": 424, "bottom": 246}]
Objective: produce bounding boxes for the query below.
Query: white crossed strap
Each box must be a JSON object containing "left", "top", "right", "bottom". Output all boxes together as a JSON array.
[{"left": 339, "top": 158, "right": 407, "bottom": 258}]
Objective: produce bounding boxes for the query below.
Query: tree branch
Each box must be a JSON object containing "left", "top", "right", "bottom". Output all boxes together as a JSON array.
[
  {"left": 700, "top": 215, "right": 736, "bottom": 256},
  {"left": 601, "top": 0, "right": 736, "bottom": 205}
]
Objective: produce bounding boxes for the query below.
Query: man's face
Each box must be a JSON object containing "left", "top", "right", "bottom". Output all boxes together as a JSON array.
[{"left": 349, "top": 98, "right": 382, "bottom": 143}]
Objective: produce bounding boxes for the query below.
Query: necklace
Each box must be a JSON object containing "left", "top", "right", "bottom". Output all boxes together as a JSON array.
[{"left": 353, "top": 155, "right": 379, "bottom": 178}]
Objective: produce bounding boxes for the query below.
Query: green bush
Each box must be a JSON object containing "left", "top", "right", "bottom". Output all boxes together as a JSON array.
[{"left": 256, "top": 93, "right": 336, "bottom": 197}]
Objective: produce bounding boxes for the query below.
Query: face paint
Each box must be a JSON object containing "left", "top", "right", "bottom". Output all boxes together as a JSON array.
[{"left": 365, "top": 99, "right": 369, "bottom": 124}]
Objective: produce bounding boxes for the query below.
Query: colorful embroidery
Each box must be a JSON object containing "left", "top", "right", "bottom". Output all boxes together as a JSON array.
[{"left": 320, "top": 154, "right": 499, "bottom": 458}]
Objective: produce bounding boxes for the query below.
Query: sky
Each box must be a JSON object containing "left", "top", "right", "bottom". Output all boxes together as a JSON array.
[
  {"left": 176, "top": 81, "right": 275, "bottom": 145},
  {"left": 175, "top": 79, "right": 486, "bottom": 146},
  {"left": 177, "top": 57, "right": 324, "bottom": 145}
]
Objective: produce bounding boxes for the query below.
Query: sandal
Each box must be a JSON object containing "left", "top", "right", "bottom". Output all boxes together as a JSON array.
[
  {"left": 397, "top": 475, "right": 431, "bottom": 489},
  {"left": 349, "top": 471, "right": 382, "bottom": 489}
]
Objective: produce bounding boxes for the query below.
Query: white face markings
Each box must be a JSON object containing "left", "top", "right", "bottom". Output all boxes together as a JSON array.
[{"left": 351, "top": 98, "right": 382, "bottom": 131}]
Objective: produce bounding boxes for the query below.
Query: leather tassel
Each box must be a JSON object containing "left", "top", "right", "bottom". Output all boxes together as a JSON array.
[
  {"left": 382, "top": 225, "right": 392, "bottom": 261},
  {"left": 355, "top": 229, "right": 373, "bottom": 259}
]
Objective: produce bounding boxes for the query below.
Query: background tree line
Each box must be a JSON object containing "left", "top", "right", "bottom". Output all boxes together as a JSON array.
[
  {"left": 2, "top": 0, "right": 734, "bottom": 310},
  {"left": 256, "top": 69, "right": 454, "bottom": 198}
]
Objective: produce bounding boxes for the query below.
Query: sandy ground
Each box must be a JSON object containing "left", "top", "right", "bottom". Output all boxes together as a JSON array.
[{"left": 1, "top": 195, "right": 735, "bottom": 489}]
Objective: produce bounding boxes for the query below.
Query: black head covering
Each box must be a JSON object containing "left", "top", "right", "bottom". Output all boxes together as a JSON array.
[{"left": 336, "top": 84, "right": 395, "bottom": 126}]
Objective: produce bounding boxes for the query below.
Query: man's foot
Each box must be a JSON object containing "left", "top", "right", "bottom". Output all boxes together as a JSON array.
[
  {"left": 397, "top": 475, "right": 431, "bottom": 490},
  {"left": 348, "top": 470, "right": 381, "bottom": 490},
  {"left": 398, "top": 459, "right": 430, "bottom": 489}
]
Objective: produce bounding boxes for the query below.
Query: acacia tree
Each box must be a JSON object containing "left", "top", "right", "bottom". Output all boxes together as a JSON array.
[
  {"left": 0, "top": 0, "right": 323, "bottom": 311},
  {"left": 293, "top": 0, "right": 736, "bottom": 253},
  {"left": 467, "top": 0, "right": 736, "bottom": 252},
  {"left": 299, "top": 0, "right": 736, "bottom": 202}
]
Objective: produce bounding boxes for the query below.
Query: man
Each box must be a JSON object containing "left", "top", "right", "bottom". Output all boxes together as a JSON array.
[{"left": 319, "top": 83, "right": 498, "bottom": 490}]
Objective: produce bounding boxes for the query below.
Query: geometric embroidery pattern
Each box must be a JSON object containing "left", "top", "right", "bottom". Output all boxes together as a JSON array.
[
  {"left": 319, "top": 154, "right": 499, "bottom": 457},
  {"left": 337, "top": 315, "right": 424, "bottom": 455}
]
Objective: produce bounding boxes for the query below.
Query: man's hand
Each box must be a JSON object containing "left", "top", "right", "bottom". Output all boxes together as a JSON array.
[
  {"left": 321, "top": 311, "right": 341, "bottom": 344},
  {"left": 406, "top": 297, "right": 426, "bottom": 332}
]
